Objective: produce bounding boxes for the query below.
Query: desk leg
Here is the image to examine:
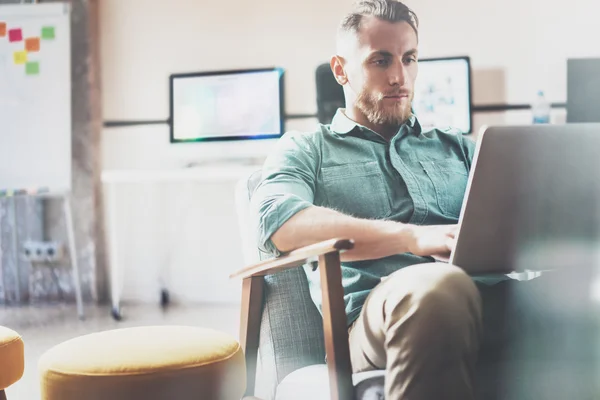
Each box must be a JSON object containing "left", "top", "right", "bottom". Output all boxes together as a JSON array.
[
  {"left": 9, "top": 197, "right": 21, "bottom": 303},
  {"left": 63, "top": 194, "right": 84, "bottom": 320},
  {"left": 107, "top": 182, "right": 122, "bottom": 321}
]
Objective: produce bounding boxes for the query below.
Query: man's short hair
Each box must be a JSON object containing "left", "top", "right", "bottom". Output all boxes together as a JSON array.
[{"left": 339, "top": 0, "right": 419, "bottom": 38}]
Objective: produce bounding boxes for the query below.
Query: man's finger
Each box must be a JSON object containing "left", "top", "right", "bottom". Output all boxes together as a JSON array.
[
  {"left": 445, "top": 225, "right": 459, "bottom": 238},
  {"left": 446, "top": 236, "right": 457, "bottom": 252}
]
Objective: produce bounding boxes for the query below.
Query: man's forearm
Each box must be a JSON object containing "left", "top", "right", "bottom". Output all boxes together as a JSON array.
[{"left": 270, "top": 206, "right": 414, "bottom": 262}]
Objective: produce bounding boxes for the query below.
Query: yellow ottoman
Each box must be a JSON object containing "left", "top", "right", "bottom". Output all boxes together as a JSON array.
[
  {"left": 39, "top": 326, "right": 246, "bottom": 400},
  {"left": 0, "top": 326, "right": 25, "bottom": 398}
]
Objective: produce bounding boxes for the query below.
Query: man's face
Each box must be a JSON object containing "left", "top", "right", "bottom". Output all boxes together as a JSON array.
[{"left": 343, "top": 18, "right": 419, "bottom": 127}]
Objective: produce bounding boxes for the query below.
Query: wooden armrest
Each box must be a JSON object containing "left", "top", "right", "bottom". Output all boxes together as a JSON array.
[
  {"left": 237, "top": 238, "right": 355, "bottom": 400},
  {"left": 230, "top": 238, "right": 354, "bottom": 280}
]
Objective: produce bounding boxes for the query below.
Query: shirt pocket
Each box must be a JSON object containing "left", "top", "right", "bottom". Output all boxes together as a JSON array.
[
  {"left": 321, "top": 161, "right": 392, "bottom": 219},
  {"left": 419, "top": 159, "right": 469, "bottom": 218}
]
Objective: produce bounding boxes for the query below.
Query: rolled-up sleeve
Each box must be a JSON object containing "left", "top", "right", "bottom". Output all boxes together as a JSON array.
[{"left": 251, "top": 132, "right": 319, "bottom": 256}]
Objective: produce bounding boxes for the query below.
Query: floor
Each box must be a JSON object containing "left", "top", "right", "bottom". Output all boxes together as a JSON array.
[{"left": 1, "top": 302, "right": 240, "bottom": 400}]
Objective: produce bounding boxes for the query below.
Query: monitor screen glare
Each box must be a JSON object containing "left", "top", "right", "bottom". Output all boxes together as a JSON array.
[
  {"left": 170, "top": 68, "right": 284, "bottom": 142},
  {"left": 412, "top": 57, "right": 472, "bottom": 133}
]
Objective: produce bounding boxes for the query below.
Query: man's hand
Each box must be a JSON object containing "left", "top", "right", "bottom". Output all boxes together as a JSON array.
[{"left": 404, "top": 224, "right": 458, "bottom": 259}]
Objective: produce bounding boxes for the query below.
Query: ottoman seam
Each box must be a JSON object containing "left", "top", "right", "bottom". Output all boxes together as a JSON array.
[{"left": 0, "top": 336, "right": 22, "bottom": 349}]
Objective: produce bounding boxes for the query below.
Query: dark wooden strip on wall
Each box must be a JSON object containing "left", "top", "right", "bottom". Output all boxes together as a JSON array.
[{"left": 102, "top": 103, "right": 568, "bottom": 128}]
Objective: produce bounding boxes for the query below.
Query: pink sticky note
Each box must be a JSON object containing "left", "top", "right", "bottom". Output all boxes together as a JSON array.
[{"left": 8, "top": 28, "right": 22, "bottom": 42}]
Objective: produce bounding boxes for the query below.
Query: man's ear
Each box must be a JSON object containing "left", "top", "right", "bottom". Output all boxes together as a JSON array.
[{"left": 330, "top": 55, "right": 348, "bottom": 85}]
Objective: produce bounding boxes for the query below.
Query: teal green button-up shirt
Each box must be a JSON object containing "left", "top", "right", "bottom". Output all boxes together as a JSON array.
[{"left": 251, "top": 109, "right": 476, "bottom": 326}]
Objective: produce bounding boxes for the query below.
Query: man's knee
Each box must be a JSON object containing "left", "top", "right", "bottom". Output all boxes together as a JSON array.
[
  {"left": 382, "top": 263, "right": 482, "bottom": 339},
  {"left": 351, "top": 263, "right": 482, "bottom": 373},
  {"left": 384, "top": 263, "right": 479, "bottom": 303}
]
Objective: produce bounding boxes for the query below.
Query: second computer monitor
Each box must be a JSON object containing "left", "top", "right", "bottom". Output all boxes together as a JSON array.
[
  {"left": 567, "top": 58, "right": 600, "bottom": 123},
  {"left": 413, "top": 56, "right": 472, "bottom": 134}
]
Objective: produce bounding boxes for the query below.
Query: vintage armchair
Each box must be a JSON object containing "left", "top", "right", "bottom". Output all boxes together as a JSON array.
[{"left": 232, "top": 170, "right": 501, "bottom": 400}]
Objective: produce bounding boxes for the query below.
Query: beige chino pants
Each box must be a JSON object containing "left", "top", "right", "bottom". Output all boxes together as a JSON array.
[{"left": 348, "top": 263, "right": 482, "bottom": 400}]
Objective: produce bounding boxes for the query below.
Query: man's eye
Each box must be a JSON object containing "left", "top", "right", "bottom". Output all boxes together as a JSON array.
[
  {"left": 404, "top": 58, "right": 417, "bottom": 64},
  {"left": 373, "top": 59, "right": 389, "bottom": 66}
]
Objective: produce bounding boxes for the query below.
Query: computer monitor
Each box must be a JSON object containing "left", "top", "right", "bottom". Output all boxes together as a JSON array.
[
  {"left": 170, "top": 67, "right": 285, "bottom": 143},
  {"left": 567, "top": 58, "right": 600, "bottom": 123},
  {"left": 412, "top": 56, "right": 472, "bottom": 134}
]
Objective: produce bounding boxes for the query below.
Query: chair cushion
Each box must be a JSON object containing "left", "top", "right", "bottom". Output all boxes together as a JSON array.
[
  {"left": 247, "top": 169, "right": 263, "bottom": 198},
  {"left": 39, "top": 326, "right": 246, "bottom": 400},
  {"left": 235, "top": 170, "right": 264, "bottom": 265},
  {"left": 256, "top": 268, "right": 327, "bottom": 399},
  {"left": 274, "top": 361, "right": 516, "bottom": 400},
  {"left": 275, "top": 364, "right": 385, "bottom": 400},
  {"left": 0, "top": 326, "right": 25, "bottom": 390},
  {"left": 235, "top": 171, "right": 328, "bottom": 399}
]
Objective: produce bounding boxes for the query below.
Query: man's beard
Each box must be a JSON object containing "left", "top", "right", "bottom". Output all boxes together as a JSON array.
[{"left": 355, "top": 89, "right": 413, "bottom": 127}]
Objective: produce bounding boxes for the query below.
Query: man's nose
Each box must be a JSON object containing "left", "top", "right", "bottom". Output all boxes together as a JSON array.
[{"left": 389, "top": 63, "right": 407, "bottom": 86}]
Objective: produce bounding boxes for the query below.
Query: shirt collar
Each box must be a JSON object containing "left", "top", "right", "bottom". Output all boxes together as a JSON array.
[{"left": 330, "top": 108, "right": 420, "bottom": 136}]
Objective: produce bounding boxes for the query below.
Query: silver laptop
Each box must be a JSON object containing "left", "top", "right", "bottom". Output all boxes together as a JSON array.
[{"left": 449, "top": 124, "right": 600, "bottom": 274}]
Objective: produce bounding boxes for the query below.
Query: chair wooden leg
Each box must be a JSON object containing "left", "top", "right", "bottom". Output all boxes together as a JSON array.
[
  {"left": 240, "top": 276, "right": 265, "bottom": 397},
  {"left": 319, "top": 251, "right": 355, "bottom": 400},
  {"left": 0, "top": 389, "right": 7, "bottom": 400}
]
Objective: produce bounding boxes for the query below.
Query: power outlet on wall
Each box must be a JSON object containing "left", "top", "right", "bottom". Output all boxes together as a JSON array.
[{"left": 22, "top": 241, "right": 64, "bottom": 263}]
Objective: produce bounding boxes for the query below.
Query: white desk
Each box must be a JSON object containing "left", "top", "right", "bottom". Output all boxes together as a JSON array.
[
  {"left": 102, "top": 165, "right": 261, "bottom": 320},
  {"left": 102, "top": 165, "right": 262, "bottom": 183}
]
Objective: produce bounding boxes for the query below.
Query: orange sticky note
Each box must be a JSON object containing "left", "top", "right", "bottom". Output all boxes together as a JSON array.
[
  {"left": 25, "top": 37, "right": 40, "bottom": 52},
  {"left": 0, "top": 22, "right": 6, "bottom": 37},
  {"left": 13, "top": 51, "right": 27, "bottom": 65}
]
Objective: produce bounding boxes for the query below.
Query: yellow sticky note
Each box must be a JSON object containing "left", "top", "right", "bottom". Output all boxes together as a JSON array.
[{"left": 13, "top": 51, "right": 27, "bottom": 65}]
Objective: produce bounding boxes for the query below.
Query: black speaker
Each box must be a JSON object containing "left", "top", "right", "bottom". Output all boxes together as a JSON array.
[{"left": 316, "top": 63, "right": 345, "bottom": 124}]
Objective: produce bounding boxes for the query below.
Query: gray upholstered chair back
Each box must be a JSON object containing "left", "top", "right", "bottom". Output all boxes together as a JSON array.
[{"left": 235, "top": 170, "right": 326, "bottom": 400}]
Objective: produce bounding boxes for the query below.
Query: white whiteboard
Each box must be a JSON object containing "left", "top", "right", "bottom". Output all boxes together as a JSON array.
[{"left": 0, "top": 3, "right": 71, "bottom": 194}]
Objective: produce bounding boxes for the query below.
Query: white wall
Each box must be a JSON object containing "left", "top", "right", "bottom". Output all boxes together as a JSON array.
[
  {"left": 413, "top": 0, "right": 600, "bottom": 104},
  {"left": 101, "top": 0, "right": 600, "bottom": 167},
  {"left": 99, "top": 0, "right": 599, "bottom": 304}
]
